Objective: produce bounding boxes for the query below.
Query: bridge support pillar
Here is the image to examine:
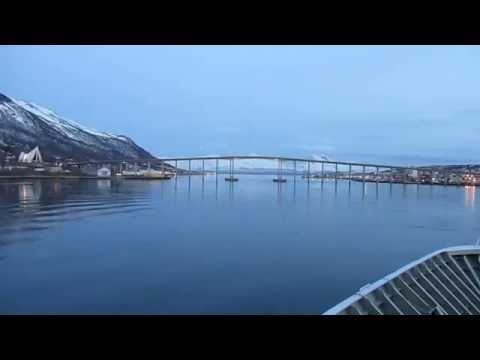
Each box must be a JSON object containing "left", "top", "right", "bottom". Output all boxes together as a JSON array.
[
  {"left": 225, "top": 158, "right": 238, "bottom": 182},
  {"left": 293, "top": 160, "right": 297, "bottom": 182},
  {"left": 273, "top": 158, "right": 287, "bottom": 183},
  {"left": 362, "top": 165, "right": 366, "bottom": 183}
]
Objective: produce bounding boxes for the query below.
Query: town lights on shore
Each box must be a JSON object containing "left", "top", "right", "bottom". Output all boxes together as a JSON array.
[{"left": 463, "top": 174, "right": 476, "bottom": 185}]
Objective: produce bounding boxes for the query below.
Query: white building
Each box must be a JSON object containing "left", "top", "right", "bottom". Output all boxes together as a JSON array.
[
  {"left": 18, "top": 146, "right": 43, "bottom": 163},
  {"left": 97, "top": 166, "right": 111, "bottom": 178},
  {"left": 448, "top": 173, "right": 461, "bottom": 184}
]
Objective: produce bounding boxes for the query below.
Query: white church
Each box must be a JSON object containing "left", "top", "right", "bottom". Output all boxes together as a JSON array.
[{"left": 18, "top": 146, "right": 43, "bottom": 163}]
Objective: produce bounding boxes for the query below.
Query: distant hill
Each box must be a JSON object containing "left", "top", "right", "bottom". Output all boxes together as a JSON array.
[{"left": 0, "top": 92, "right": 155, "bottom": 162}]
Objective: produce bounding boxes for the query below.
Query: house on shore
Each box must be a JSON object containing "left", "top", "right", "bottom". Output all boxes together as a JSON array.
[{"left": 81, "top": 164, "right": 112, "bottom": 177}]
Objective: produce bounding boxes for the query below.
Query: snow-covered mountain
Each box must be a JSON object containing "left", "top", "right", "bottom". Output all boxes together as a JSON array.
[{"left": 0, "top": 92, "right": 154, "bottom": 161}]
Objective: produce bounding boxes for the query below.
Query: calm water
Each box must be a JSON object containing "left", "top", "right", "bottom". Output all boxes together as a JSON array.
[{"left": 0, "top": 176, "right": 479, "bottom": 314}]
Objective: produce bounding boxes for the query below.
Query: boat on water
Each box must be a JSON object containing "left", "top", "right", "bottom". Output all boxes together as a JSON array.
[
  {"left": 121, "top": 169, "right": 174, "bottom": 180},
  {"left": 324, "top": 245, "right": 480, "bottom": 315}
]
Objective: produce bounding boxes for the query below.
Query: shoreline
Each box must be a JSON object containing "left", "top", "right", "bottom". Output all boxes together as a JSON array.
[
  {"left": 348, "top": 178, "right": 471, "bottom": 187},
  {"left": 0, "top": 175, "right": 474, "bottom": 187},
  {"left": 0, "top": 175, "right": 115, "bottom": 180},
  {"left": 0, "top": 175, "right": 172, "bottom": 180}
]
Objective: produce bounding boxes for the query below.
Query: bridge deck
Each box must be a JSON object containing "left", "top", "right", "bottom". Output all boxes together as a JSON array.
[{"left": 65, "top": 155, "right": 419, "bottom": 171}]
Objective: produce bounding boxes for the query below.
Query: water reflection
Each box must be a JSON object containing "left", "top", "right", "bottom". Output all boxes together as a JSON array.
[
  {"left": 19, "top": 182, "right": 41, "bottom": 203},
  {"left": 228, "top": 182, "right": 234, "bottom": 203},
  {"left": 293, "top": 175, "right": 296, "bottom": 200},
  {"left": 0, "top": 179, "right": 151, "bottom": 242},
  {"left": 2, "top": 175, "right": 480, "bottom": 314},
  {"left": 96, "top": 180, "right": 111, "bottom": 190},
  {"left": 464, "top": 185, "right": 476, "bottom": 209},
  {"left": 276, "top": 182, "right": 283, "bottom": 207},
  {"left": 2, "top": 176, "right": 479, "bottom": 239}
]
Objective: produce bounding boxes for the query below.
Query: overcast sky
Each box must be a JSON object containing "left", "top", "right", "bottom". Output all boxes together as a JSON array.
[{"left": 2, "top": 45, "right": 480, "bottom": 165}]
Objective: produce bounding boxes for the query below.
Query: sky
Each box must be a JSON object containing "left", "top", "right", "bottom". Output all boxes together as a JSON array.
[{"left": 1, "top": 45, "right": 480, "bottom": 166}]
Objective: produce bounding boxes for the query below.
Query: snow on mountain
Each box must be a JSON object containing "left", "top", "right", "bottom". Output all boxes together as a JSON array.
[
  {"left": 0, "top": 92, "right": 154, "bottom": 161},
  {"left": 12, "top": 100, "right": 126, "bottom": 141}
]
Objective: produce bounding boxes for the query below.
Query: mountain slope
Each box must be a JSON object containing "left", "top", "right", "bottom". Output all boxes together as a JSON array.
[{"left": 0, "top": 92, "right": 154, "bottom": 162}]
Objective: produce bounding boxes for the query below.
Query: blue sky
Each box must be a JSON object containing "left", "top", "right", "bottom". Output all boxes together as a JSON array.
[{"left": 2, "top": 45, "right": 480, "bottom": 165}]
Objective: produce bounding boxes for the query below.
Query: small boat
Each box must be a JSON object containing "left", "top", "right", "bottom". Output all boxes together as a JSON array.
[
  {"left": 121, "top": 169, "right": 173, "bottom": 180},
  {"left": 139, "top": 169, "right": 172, "bottom": 178},
  {"left": 324, "top": 246, "right": 480, "bottom": 315},
  {"left": 120, "top": 170, "right": 137, "bottom": 176}
]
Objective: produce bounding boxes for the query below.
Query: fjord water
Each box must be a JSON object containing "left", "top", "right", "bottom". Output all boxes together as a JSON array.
[{"left": 0, "top": 176, "right": 478, "bottom": 314}]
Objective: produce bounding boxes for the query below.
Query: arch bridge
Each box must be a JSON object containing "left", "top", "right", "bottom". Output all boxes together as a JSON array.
[{"left": 65, "top": 155, "right": 452, "bottom": 185}]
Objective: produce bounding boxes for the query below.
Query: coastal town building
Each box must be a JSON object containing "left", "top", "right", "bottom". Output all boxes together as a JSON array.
[
  {"left": 18, "top": 146, "right": 43, "bottom": 163},
  {"left": 97, "top": 166, "right": 111, "bottom": 177},
  {"left": 448, "top": 173, "right": 462, "bottom": 185}
]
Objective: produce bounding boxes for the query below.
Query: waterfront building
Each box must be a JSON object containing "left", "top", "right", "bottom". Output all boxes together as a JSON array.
[
  {"left": 80, "top": 164, "right": 111, "bottom": 177},
  {"left": 97, "top": 166, "right": 111, "bottom": 178},
  {"left": 462, "top": 174, "right": 477, "bottom": 185},
  {"left": 407, "top": 169, "right": 418, "bottom": 177},
  {"left": 18, "top": 146, "right": 43, "bottom": 163},
  {"left": 448, "top": 173, "right": 462, "bottom": 185}
]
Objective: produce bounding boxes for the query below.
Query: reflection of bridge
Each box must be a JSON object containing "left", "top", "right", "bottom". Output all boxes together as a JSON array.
[{"left": 66, "top": 155, "right": 445, "bottom": 184}]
